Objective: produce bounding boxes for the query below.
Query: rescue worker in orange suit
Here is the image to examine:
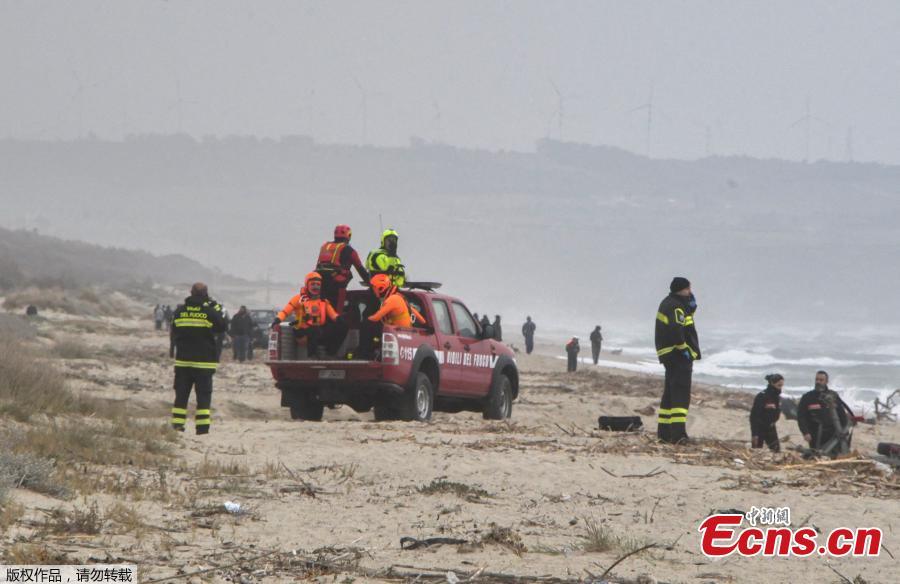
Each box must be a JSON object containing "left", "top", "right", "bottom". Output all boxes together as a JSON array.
[
  {"left": 169, "top": 282, "right": 226, "bottom": 434},
  {"left": 367, "top": 274, "right": 426, "bottom": 328},
  {"left": 315, "top": 224, "right": 370, "bottom": 313},
  {"left": 272, "top": 272, "right": 347, "bottom": 357},
  {"left": 655, "top": 277, "right": 701, "bottom": 444},
  {"left": 750, "top": 373, "right": 784, "bottom": 452}
]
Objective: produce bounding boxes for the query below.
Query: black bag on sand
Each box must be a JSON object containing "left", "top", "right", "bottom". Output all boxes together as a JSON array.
[
  {"left": 877, "top": 442, "right": 900, "bottom": 458},
  {"left": 598, "top": 416, "right": 643, "bottom": 432}
]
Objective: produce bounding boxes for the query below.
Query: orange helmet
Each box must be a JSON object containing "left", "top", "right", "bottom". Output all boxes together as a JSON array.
[
  {"left": 370, "top": 274, "right": 393, "bottom": 298},
  {"left": 334, "top": 224, "right": 352, "bottom": 240},
  {"left": 304, "top": 271, "right": 323, "bottom": 290}
]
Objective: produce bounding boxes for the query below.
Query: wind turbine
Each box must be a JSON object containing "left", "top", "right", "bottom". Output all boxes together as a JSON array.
[
  {"left": 845, "top": 126, "right": 854, "bottom": 162},
  {"left": 789, "top": 96, "right": 830, "bottom": 162},
  {"left": 431, "top": 97, "right": 443, "bottom": 142},
  {"left": 352, "top": 76, "right": 368, "bottom": 144},
  {"left": 71, "top": 70, "right": 86, "bottom": 138},
  {"left": 627, "top": 85, "right": 654, "bottom": 157},
  {"left": 168, "top": 71, "right": 197, "bottom": 134},
  {"left": 549, "top": 79, "right": 565, "bottom": 140}
]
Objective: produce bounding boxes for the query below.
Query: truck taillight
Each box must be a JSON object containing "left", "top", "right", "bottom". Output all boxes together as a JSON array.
[
  {"left": 268, "top": 327, "right": 280, "bottom": 361},
  {"left": 381, "top": 332, "right": 399, "bottom": 365}
]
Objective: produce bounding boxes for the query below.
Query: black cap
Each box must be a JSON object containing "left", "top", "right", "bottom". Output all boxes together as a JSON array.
[{"left": 670, "top": 277, "right": 691, "bottom": 293}]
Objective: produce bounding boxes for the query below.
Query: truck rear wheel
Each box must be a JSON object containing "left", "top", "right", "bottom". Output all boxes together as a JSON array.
[
  {"left": 289, "top": 393, "right": 324, "bottom": 421},
  {"left": 399, "top": 372, "right": 434, "bottom": 422},
  {"left": 483, "top": 374, "right": 513, "bottom": 420}
]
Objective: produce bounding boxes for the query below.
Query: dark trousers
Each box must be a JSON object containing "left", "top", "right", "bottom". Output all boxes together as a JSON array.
[
  {"left": 658, "top": 359, "right": 692, "bottom": 443},
  {"left": 155, "top": 319, "right": 163, "bottom": 330},
  {"left": 172, "top": 367, "right": 214, "bottom": 434},
  {"left": 295, "top": 320, "right": 349, "bottom": 357},
  {"left": 525, "top": 336, "right": 534, "bottom": 354},
  {"left": 232, "top": 335, "right": 250, "bottom": 362},
  {"left": 358, "top": 290, "right": 381, "bottom": 359},
  {"left": 567, "top": 353, "right": 578, "bottom": 372},
  {"left": 321, "top": 275, "right": 348, "bottom": 315},
  {"left": 592, "top": 343, "right": 601, "bottom": 364},
  {"left": 752, "top": 425, "right": 780, "bottom": 452}
]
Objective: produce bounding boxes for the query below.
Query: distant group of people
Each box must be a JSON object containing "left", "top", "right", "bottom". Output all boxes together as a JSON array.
[
  {"left": 749, "top": 370, "right": 855, "bottom": 456},
  {"left": 654, "top": 275, "right": 856, "bottom": 453},
  {"left": 153, "top": 304, "right": 174, "bottom": 331},
  {"left": 564, "top": 326, "right": 604, "bottom": 372},
  {"left": 473, "top": 313, "right": 503, "bottom": 341}
]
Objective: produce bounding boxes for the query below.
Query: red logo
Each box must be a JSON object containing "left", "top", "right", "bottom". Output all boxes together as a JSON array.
[{"left": 699, "top": 513, "right": 882, "bottom": 558}]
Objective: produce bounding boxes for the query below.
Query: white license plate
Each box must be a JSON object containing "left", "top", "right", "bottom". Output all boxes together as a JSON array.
[{"left": 318, "top": 370, "right": 346, "bottom": 380}]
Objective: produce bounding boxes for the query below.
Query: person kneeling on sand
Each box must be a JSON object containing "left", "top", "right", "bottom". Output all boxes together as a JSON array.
[
  {"left": 750, "top": 373, "right": 783, "bottom": 452},
  {"left": 797, "top": 370, "right": 855, "bottom": 456}
]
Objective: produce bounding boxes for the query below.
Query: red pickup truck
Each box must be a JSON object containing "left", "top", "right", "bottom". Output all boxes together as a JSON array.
[{"left": 266, "top": 287, "right": 518, "bottom": 422}]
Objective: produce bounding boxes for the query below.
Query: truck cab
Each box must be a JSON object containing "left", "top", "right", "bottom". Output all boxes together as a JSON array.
[{"left": 265, "top": 287, "right": 518, "bottom": 422}]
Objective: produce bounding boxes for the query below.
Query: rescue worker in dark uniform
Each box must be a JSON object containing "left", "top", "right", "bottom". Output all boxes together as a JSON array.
[
  {"left": 566, "top": 337, "right": 580, "bottom": 372},
  {"left": 169, "top": 282, "right": 226, "bottom": 434},
  {"left": 366, "top": 228, "right": 406, "bottom": 287},
  {"left": 654, "top": 277, "right": 701, "bottom": 444},
  {"left": 590, "top": 325, "right": 603, "bottom": 365},
  {"left": 797, "top": 370, "right": 855, "bottom": 455},
  {"left": 315, "top": 224, "right": 370, "bottom": 313},
  {"left": 492, "top": 315, "right": 503, "bottom": 341},
  {"left": 750, "top": 373, "right": 784, "bottom": 452},
  {"left": 522, "top": 316, "right": 536, "bottom": 354}
]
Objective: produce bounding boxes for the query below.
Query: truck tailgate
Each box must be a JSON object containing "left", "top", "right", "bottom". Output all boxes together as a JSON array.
[{"left": 266, "top": 360, "right": 384, "bottom": 383}]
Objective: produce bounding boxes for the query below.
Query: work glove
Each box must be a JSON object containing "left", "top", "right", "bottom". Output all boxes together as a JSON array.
[
  {"left": 682, "top": 350, "right": 693, "bottom": 361},
  {"left": 271, "top": 317, "right": 281, "bottom": 329}
]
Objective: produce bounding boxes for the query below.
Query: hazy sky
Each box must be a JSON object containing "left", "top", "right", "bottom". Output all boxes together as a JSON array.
[{"left": 3, "top": 0, "right": 900, "bottom": 163}]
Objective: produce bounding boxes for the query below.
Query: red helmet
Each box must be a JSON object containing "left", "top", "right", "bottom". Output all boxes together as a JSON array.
[
  {"left": 370, "top": 274, "right": 393, "bottom": 298},
  {"left": 334, "top": 224, "right": 352, "bottom": 240}
]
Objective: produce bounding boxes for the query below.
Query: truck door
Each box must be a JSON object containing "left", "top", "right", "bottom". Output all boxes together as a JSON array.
[
  {"left": 429, "top": 299, "right": 465, "bottom": 393},
  {"left": 449, "top": 302, "right": 496, "bottom": 396}
]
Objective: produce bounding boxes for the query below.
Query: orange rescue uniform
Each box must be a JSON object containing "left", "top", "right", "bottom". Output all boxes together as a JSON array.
[
  {"left": 277, "top": 292, "right": 339, "bottom": 329},
  {"left": 368, "top": 293, "right": 426, "bottom": 328}
]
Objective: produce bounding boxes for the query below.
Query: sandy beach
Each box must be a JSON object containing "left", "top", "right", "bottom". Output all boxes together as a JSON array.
[{"left": 2, "top": 312, "right": 899, "bottom": 583}]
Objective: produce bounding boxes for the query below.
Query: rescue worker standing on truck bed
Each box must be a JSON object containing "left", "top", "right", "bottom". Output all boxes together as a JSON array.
[
  {"left": 366, "top": 228, "right": 406, "bottom": 287},
  {"left": 368, "top": 274, "right": 426, "bottom": 328},
  {"left": 169, "top": 282, "right": 226, "bottom": 434},
  {"left": 272, "top": 272, "right": 347, "bottom": 357},
  {"left": 316, "top": 224, "right": 370, "bottom": 313},
  {"left": 797, "top": 370, "right": 855, "bottom": 453},
  {"left": 655, "top": 277, "right": 701, "bottom": 444},
  {"left": 750, "top": 373, "right": 784, "bottom": 452}
]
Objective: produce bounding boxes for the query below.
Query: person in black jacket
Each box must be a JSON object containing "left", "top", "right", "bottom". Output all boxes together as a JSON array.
[
  {"left": 590, "top": 326, "right": 603, "bottom": 365},
  {"left": 566, "top": 337, "right": 580, "bottom": 372},
  {"left": 522, "top": 317, "right": 536, "bottom": 354},
  {"left": 797, "top": 370, "right": 855, "bottom": 454},
  {"left": 169, "top": 282, "right": 227, "bottom": 434},
  {"left": 492, "top": 315, "right": 503, "bottom": 341},
  {"left": 654, "top": 277, "right": 701, "bottom": 444},
  {"left": 750, "top": 373, "right": 784, "bottom": 452},
  {"left": 229, "top": 305, "right": 254, "bottom": 363}
]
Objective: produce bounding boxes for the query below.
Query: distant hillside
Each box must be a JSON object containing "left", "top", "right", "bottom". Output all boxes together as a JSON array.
[
  {"left": 2, "top": 136, "right": 900, "bottom": 326},
  {"left": 0, "top": 226, "right": 248, "bottom": 291}
]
